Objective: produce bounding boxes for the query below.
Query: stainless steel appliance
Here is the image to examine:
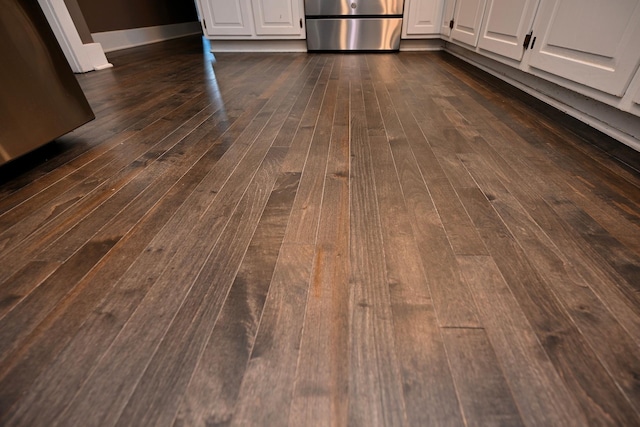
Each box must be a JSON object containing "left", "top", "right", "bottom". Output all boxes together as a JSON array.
[
  {"left": 0, "top": 0, "right": 94, "bottom": 166},
  {"left": 305, "top": 0, "right": 404, "bottom": 51}
]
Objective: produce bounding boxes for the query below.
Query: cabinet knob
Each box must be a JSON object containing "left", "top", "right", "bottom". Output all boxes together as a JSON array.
[{"left": 351, "top": 3, "right": 357, "bottom": 9}]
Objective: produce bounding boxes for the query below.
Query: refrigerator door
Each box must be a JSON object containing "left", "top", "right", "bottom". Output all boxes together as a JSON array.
[
  {"left": 306, "top": 17, "right": 402, "bottom": 51},
  {"left": 0, "top": 0, "right": 94, "bottom": 165},
  {"left": 304, "top": 0, "right": 404, "bottom": 16}
]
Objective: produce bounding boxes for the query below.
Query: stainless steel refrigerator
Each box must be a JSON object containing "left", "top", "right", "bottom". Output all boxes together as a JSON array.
[{"left": 0, "top": 0, "right": 94, "bottom": 166}]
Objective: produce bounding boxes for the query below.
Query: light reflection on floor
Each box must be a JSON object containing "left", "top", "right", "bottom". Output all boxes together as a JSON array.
[{"left": 201, "top": 37, "right": 227, "bottom": 118}]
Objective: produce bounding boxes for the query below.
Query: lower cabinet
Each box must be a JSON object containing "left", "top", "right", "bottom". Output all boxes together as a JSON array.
[
  {"left": 442, "top": 0, "right": 487, "bottom": 47},
  {"left": 444, "top": 0, "right": 640, "bottom": 115},
  {"left": 199, "top": 0, "right": 254, "bottom": 36},
  {"left": 197, "top": 0, "right": 305, "bottom": 39},
  {"left": 476, "top": 0, "right": 539, "bottom": 61},
  {"left": 402, "top": 0, "right": 444, "bottom": 37},
  {"left": 252, "top": 0, "right": 304, "bottom": 36},
  {"left": 527, "top": 0, "right": 640, "bottom": 97}
]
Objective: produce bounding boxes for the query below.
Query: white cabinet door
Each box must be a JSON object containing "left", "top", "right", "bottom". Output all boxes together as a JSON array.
[
  {"left": 441, "top": 0, "right": 456, "bottom": 36},
  {"left": 251, "top": 0, "right": 303, "bottom": 36},
  {"left": 528, "top": 0, "right": 640, "bottom": 96},
  {"left": 477, "top": 0, "right": 539, "bottom": 61},
  {"left": 450, "top": 0, "right": 487, "bottom": 46},
  {"left": 199, "top": 0, "right": 254, "bottom": 36},
  {"left": 404, "top": 0, "right": 445, "bottom": 36}
]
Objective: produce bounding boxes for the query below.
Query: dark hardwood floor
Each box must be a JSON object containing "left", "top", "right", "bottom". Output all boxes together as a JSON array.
[{"left": 1, "top": 35, "right": 639, "bottom": 426}]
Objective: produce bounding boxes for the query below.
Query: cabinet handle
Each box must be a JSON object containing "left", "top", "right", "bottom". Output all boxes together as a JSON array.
[
  {"left": 523, "top": 31, "right": 533, "bottom": 49},
  {"left": 300, "top": 18, "right": 303, "bottom": 28}
]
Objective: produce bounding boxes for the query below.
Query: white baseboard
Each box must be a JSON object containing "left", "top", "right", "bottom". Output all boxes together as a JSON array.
[
  {"left": 400, "top": 38, "right": 444, "bottom": 51},
  {"left": 208, "top": 39, "right": 307, "bottom": 53},
  {"left": 93, "top": 21, "right": 202, "bottom": 53}
]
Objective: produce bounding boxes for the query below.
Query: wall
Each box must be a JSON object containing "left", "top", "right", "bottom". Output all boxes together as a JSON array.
[
  {"left": 76, "top": 0, "right": 198, "bottom": 33},
  {"left": 64, "top": 0, "right": 92, "bottom": 43}
]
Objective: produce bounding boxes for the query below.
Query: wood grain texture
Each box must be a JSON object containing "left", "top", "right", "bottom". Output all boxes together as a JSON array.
[
  {"left": 288, "top": 70, "right": 350, "bottom": 427},
  {"left": 368, "top": 106, "right": 464, "bottom": 426},
  {"left": 1, "top": 36, "right": 639, "bottom": 427},
  {"left": 347, "top": 67, "right": 407, "bottom": 427},
  {"left": 173, "top": 172, "right": 300, "bottom": 427},
  {"left": 457, "top": 254, "right": 588, "bottom": 427},
  {"left": 442, "top": 328, "right": 524, "bottom": 427}
]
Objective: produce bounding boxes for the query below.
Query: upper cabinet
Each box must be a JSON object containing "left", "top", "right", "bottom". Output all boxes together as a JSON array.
[
  {"left": 198, "top": 0, "right": 304, "bottom": 38},
  {"left": 477, "top": 0, "right": 539, "bottom": 61},
  {"left": 252, "top": 0, "right": 303, "bottom": 36},
  {"left": 527, "top": 0, "right": 640, "bottom": 96},
  {"left": 403, "top": 0, "right": 445, "bottom": 37},
  {"left": 442, "top": 0, "right": 488, "bottom": 47},
  {"left": 199, "top": 0, "right": 254, "bottom": 36}
]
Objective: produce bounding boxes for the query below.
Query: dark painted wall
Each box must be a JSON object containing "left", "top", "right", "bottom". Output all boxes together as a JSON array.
[
  {"left": 76, "top": 0, "right": 198, "bottom": 33},
  {"left": 64, "top": 0, "right": 93, "bottom": 43}
]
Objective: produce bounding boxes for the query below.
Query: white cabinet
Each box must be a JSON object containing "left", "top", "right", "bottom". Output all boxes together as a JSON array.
[
  {"left": 442, "top": 0, "right": 487, "bottom": 47},
  {"left": 477, "top": 0, "right": 539, "bottom": 61},
  {"left": 252, "top": 0, "right": 303, "bottom": 36},
  {"left": 197, "top": 0, "right": 304, "bottom": 38},
  {"left": 199, "top": 0, "right": 254, "bottom": 36},
  {"left": 527, "top": 0, "right": 640, "bottom": 96},
  {"left": 403, "top": 0, "right": 445, "bottom": 37},
  {"left": 441, "top": 0, "right": 457, "bottom": 36}
]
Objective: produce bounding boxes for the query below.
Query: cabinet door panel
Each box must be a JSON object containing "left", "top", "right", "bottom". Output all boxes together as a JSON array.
[
  {"left": 451, "top": 0, "right": 487, "bottom": 46},
  {"left": 477, "top": 0, "right": 539, "bottom": 60},
  {"left": 528, "top": 0, "right": 640, "bottom": 96},
  {"left": 200, "top": 0, "right": 253, "bottom": 36},
  {"left": 252, "top": 0, "right": 302, "bottom": 35},
  {"left": 441, "top": 0, "right": 456, "bottom": 36},
  {"left": 404, "top": 0, "right": 444, "bottom": 35}
]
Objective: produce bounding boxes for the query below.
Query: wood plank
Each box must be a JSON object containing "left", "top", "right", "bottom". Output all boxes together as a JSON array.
[
  {"left": 457, "top": 253, "right": 588, "bottom": 426},
  {"left": 109, "top": 59, "right": 316, "bottom": 423},
  {"left": 0, "top": 118, "right": 247, "bottom": 423},
  {"left": 53, "top": 147, "right": 288, "bottom": 427},
  {"left": 0, "top": 121, "right": 239, "bottom": 423},
  {"left": 372, "top": 58, "right": 480, "bottom": 328},
  {"left": 113, "top": 149, "right": 289, "bottom": 426},
  {"left": 346, "top": 67, "right": 407, "bottom": 426},
  {"left": 281, "top": 58, "right": 333, "bottom": 173},
  {"left": 442, "top": 328, "right": 524, "bottom": 427},
  {"left": 449, "top": 116, "right": 640, "bottom": 335},
  {"left": 430, "top": 88, "right": 640, "bottom": 344},
  {"left": 288, "top": 72, "right": 350, "bottom": 427},
  {"left": 172, "top": 172, "right": 299, "bottom": 427},
  {"left": 0, "top": 93, "right": 215, "bottom": 271},
  {"left": 457, "top": 179, "right": 640, "bottom": 426},
  {"left": 0, "top": 106, "right": 218, "bottom": 350},
  {"left": 283, "top": 61, "right": 338, "bottom": 242},
  {"left": 367, "top": 108, "right": 465, "bottom": 424},
  {"left": 227, "top": 244, "right": 315, "bottom": 426},
  {"left": 42, "top": 58, "right": 310, "bottom": 426}
]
